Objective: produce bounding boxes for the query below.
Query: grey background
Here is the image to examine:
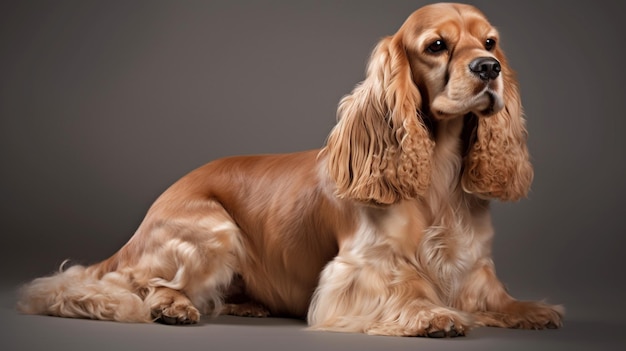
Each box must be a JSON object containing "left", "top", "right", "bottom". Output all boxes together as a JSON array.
[{"left": 1, "top": 0, "right": 625, "bottom": 350}]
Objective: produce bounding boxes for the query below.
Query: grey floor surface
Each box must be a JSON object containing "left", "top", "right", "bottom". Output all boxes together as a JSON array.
[{"left": 2, "top": 289, "right": 624, "bottom": 351}]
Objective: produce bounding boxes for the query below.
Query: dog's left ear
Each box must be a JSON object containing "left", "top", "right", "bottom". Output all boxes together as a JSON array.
[
  {"left": 324, "top": 35, "right": 434, "bottom": 205},
  {"left": 462, "top": 54, "right": 533, "bottom": 201}
]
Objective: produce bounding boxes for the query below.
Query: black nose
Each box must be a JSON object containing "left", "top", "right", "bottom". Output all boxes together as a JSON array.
[{"left": 469, "top": 57, "right": 501, "bottom": 81}]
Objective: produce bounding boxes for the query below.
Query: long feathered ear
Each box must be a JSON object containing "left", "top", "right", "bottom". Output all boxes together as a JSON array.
[
  {"left": 324, "top": 35, "right": 434, "bottom": 205},
  {"left": 461, "top": 54, "right": 533, "bottom": 201}
]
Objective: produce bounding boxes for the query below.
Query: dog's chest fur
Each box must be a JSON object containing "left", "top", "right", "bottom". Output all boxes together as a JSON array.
[{"left": 418, "top": 118, "right": 483, "bottom": 302}]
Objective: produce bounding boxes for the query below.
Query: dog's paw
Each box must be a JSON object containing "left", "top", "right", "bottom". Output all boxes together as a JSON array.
[
  {"left": 152, "top": 301, "right": 200, "bottom": 325},
  {"left": 475, "top": 301, "right": 564, "bottom": 330},
  {"left": 366, "top": 307, "right": 471, "bottom": 337},
  {"left": 221, "top": 302, "right": 270, "bottom": 317},
  {"left": 423, "top": 314, "right": 468, "bottom": 337}
]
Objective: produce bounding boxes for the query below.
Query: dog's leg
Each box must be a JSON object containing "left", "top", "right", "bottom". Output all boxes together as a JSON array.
[
  {"left": 18, "top": 199, "right": 245, "bottom": 323},
  {"left": 308, "top": 255, "right": 472, "bottom": 337},
  {"left": 127, "top": 199, "right": 247, "bottom": 321},
  {"left": 455, "top": 259, "right": 564, "bottom": 329},
  {"left": 219, "top": 274, "right": 270, "bottom": 317}
]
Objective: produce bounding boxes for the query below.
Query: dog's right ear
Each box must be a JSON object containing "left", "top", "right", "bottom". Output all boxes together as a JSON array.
[{"left": 324, "top": 35, "right": 434, "bottom": 205}]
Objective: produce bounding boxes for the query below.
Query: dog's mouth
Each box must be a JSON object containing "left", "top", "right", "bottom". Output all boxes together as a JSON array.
[
  {"left": 476, "top": 92, "right": 496, "bottom": 116},
  {"left": 431, "top": 89, "right": 503, "bottom": 120},
  {"left": 474, "top": 91, "right": 504, "bottom": 117}
]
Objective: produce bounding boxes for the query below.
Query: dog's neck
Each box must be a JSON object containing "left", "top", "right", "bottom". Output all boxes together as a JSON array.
[{"left": 427, "top": 116, "right": 466, "bottom": 212}]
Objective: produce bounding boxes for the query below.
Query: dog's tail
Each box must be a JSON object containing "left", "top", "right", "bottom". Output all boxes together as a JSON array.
[{"left": 16, "top": 257, "right": 151, "bottom": 322}]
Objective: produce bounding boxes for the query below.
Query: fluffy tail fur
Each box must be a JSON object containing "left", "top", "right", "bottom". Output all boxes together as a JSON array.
[{"left": 17, "top": 259, "right": 151, "bottom": 322}]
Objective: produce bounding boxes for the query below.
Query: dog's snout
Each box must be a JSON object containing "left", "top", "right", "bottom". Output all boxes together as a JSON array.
[{"left": 469, "top": 57, "right": 501, "bottom": 81}]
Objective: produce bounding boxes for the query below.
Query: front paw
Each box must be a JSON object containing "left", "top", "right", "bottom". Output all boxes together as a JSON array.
[
  {"left": 366, "top": 307, "right": 472, "bottom": 337},
  {"left": 476, "top": 301, "right": 564, "bottom": 330}
]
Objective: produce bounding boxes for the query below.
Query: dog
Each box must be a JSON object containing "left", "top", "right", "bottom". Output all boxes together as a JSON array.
[{"left": 18, "top": 3, "right": 563, "bottom": 337}]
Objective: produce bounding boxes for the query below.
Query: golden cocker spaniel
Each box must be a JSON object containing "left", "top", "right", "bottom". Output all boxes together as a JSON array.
[{"left": 18, "top": 3, "right": 563, "bottom": 337}]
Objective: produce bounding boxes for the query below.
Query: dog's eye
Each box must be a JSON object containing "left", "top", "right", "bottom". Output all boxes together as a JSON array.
[
  {"left": 485, "top": 38, "right": 496, "bottom": 51},
  {"left": 427, "top": 39, "right": 447, "bottom": 54}
]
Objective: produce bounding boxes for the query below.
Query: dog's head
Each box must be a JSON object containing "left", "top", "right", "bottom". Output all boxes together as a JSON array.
[
  {"left": 325, "top": 3, "right": 532, "bottom": 204},
  {"left": 402, "top": 3, "right": 506, "bottom": 119}
]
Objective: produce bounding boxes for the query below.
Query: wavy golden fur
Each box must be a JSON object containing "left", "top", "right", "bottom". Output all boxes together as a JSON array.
[{"left": 18, "top": 3, "right": 562, "bottom": 337}]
